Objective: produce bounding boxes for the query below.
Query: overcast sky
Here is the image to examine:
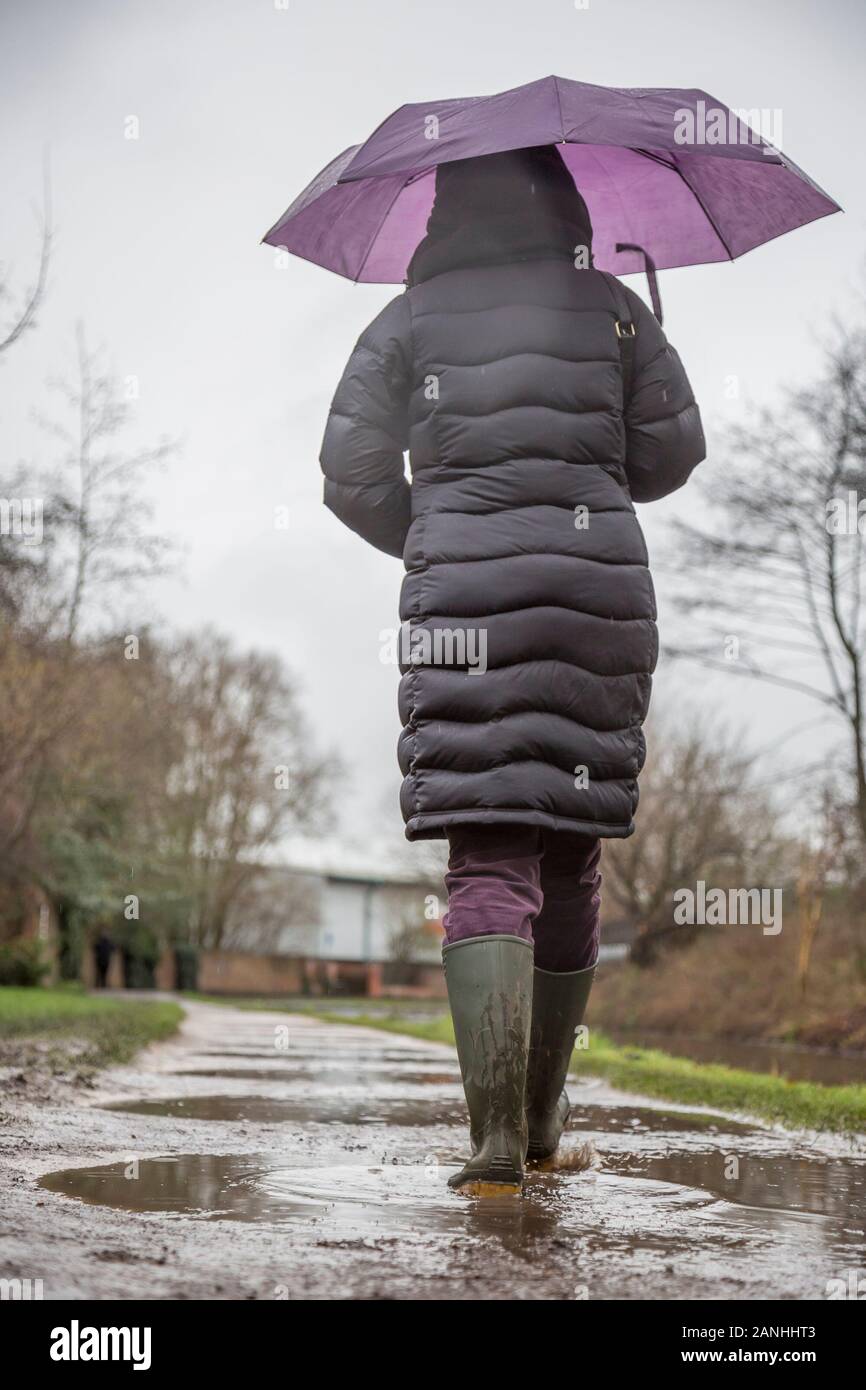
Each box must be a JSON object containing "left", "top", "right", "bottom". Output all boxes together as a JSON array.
[{"left": 2, "top": 0, "right": 864, "bottom": 864}]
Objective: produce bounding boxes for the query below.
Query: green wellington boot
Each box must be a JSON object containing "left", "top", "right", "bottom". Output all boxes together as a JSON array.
[
  {"left": 525, "top": 963, "right": 596, "bottom": 1165},
  {"left": 443, "top": 934, "right": 533, "bottom": 1196}
]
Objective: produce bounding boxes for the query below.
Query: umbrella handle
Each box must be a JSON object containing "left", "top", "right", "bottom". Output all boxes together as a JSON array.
[{"left": 615, "top": 242, "right": 663, "bottom": 326}]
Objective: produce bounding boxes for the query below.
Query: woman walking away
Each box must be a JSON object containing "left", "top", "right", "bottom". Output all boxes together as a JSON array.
[{"left": 320, "top": 145, "right": 705, "bottom": 1196}]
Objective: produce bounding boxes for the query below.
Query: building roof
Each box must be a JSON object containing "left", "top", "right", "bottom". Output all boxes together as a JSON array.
[{"left": 252, "top": 835, "right": 443, "bottom": 888}]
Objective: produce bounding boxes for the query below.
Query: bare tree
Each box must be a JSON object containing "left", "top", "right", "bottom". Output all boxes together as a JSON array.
[
  {"left": 792, "top": 780, "right": 856, "bottom": 995},
  {"left": 220, "top": 866, "right": 322, "bottom": 954},
  {"left": 604, "top": 717, "right": 791, "bottom": 964},
  {"left": 161, "top": 631, "right": 334, "bottom": 947},
  {"left": 667, "top": 316, "right": 866, "bottom": 841},
  {"left": 38, "top": 324, "right": 175, "bottom": 642},
  {"left": 0, "top": 319, "right": 177, "bottom": 872},
  {"left": 387, "top": 898, "right": 439, "bottom": 965},
  {"left": 0, "top": 629, "right": 81, "bottom": 865},
  {"left": 0, "top": 157, "right": 52, "bottom": 359}
]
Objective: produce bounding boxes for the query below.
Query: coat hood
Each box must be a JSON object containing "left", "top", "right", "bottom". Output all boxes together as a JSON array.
[{"left": 406, "top": 145, "right": 593, "bottom": 286}]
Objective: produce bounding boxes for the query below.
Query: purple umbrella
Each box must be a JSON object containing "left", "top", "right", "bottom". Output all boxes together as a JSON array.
[{"left": 263, "top": 75, "right": 840, "bottom": 296}]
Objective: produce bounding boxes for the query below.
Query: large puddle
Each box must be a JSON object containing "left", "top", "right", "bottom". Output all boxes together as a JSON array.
[
  {"left": 101, "top": 1091, "right": 467, "bottom": 1126},
  {"left": 39, "top": 1140, "right": 866, "bottom": 1254},
  {"left": 613, "top": 1149, "right": 866, "bottom": 1240},
  {"left": 42, "top": 1094, "right": 864, "bottom": 1237},
  {"left": 37, "top": 1011, "right": 866, "bottom": 1298},
  {"left": 97, "top": 1092, "right": 759, "bottom": 1135},
  {"left": 178, "top": 1066, "right": 457, "bottom": 1085}
]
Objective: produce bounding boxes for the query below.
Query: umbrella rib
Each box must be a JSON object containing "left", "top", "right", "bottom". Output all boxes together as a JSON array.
[
  {"left": 579, "top": 144, "right": 641, "bottom": 260},
  {"left": 552, "top": 75, "right": 565, "bottom": 141},
  {"left": 342, "top": 89, "right": 512, "bottom": 182},
  {"left": 667, "top": 155, "right": 734, "bottom": 261},
  {"left": 632, "top": 147, "right": 677, "bottom": 171},
  {"left": 344, "top": 77, "right": 564, "bottom": 182},
  {"left": 352, "top": 176, "right": 417, "bottom": 284}
]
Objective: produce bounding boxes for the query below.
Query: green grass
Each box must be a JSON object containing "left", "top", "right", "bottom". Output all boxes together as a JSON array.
[
  {"left": 0, "top": 987, "right": 184, "bottom": 1071},
  {"left": 286, "top": 1002, "right": 866, "bottom": 1135},
  {"left": 187, "top": 992, "right": 446, "bottom": 1017}
]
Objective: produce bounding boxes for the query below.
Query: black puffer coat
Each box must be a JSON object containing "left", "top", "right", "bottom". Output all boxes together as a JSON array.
[{"left": 321, "top": 148, "right": 705, "bottom": 841}]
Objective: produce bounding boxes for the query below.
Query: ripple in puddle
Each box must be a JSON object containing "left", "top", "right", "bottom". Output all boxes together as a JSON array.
[
  {"left": 609, "top": 1148, "right": 866, "bottom": 1242},
  {"left": 39, "top": 1131, "right": 866, "bottom": 1253},
  {"left": 39, "top": 1152, "right": 700, "bottom": 1251}
]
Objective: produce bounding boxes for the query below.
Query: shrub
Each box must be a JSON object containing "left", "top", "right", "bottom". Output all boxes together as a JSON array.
[{"left": 0, "top": 940, "right": 50, "bottom": 987}]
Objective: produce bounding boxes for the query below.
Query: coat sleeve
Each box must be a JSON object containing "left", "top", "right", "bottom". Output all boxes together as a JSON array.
[
  {"left": 319, "top": 294, "right": 413, "bottom": 558},
  {"left": 621, "top": 286, "right": 706, "bottom": 503}
]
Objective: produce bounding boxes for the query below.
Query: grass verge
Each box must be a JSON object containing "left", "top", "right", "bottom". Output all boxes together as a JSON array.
[{"left": 0, "top": 987, "right": 184, "bottom": 1072}]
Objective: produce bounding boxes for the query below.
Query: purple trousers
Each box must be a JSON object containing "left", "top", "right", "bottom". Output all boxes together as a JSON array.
[{"left": 443, "top": 825, "right": 602, "bottom": 972}]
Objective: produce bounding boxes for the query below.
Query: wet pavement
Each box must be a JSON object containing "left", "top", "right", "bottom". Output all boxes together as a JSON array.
[{"left": 4, "top": 1001, "right": 866, "bottom": 1299}]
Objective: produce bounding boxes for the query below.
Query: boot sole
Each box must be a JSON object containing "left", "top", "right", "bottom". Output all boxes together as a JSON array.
[
  {"left": 449, "top": 1153, "right": 524, "bottom": 1194},
  {"left": 455, "top": 1179, "right": 522, "bottom": 1198}
]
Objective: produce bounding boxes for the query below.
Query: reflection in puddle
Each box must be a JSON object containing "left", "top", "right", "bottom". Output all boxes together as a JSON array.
[
  {"left": 101, "top": 1093, "right": 466, "bottom": 1126},
  {"left": 195, "top": 1046, "right": 433, "bottom": 1065},
  {"left": 38, "top": 1151, "right": 702, "bottom": 1249},
  {"left": 177, "top": 1067, "right": 458, "bottom": 1086},
  {"left": 607, "top": 1150, "right": 866, "bottom": 1244},
  {"left": 570, "top": 1106, "right": 756, "bottom": 1137},
  {"left": 39, "top": 1143, "right": 866, "bottom": 1257},
  {"left": 572, "top": 1100, "right": 756, "bottom": 1134},
  {"left": 100, "top": 1093, "right": 756, "bottom": 1138}
]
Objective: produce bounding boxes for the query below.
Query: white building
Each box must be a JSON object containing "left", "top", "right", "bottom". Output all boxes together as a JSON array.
[{"left": 222, "top": 840, "right": 446, "bottom": 992}]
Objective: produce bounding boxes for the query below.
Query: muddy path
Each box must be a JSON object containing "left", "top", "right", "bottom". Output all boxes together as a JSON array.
[{"left": 1, "top": 1000, "right": 864, "bottom": 1300}]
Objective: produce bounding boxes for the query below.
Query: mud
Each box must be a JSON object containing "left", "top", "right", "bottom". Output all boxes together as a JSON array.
[{"left": 2, "top": 1000, "right": 865, "bottom": 1300}]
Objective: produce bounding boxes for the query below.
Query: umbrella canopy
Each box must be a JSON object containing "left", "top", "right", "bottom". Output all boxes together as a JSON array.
[{"left": 263, "top": 75, "right": 840, "bottom": 285}]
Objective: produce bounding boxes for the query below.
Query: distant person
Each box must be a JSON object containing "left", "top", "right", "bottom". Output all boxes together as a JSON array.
[
  {"left": 94, "top": 931, "right": 113, "bottom": 989},
  {"left": 321, "top": 146, "right": 705, "bottom": 1194}
]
